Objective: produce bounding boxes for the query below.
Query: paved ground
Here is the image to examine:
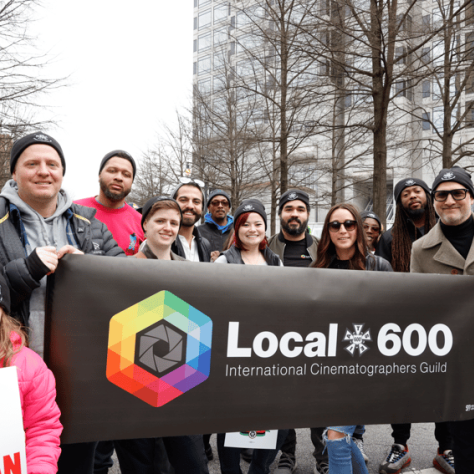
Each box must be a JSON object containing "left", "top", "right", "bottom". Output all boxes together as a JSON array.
[{"left": 110, "top": 423, "right": 443, "bottom": 473}]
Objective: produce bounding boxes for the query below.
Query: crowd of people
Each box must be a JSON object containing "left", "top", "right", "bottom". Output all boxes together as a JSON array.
[{"left": 0, "top": 131, "right": 472, "bottom": 474}]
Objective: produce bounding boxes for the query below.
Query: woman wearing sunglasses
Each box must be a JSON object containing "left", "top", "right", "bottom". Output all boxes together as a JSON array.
[{"left": 311, "top": 203, "right": 392, "bottom": 474}]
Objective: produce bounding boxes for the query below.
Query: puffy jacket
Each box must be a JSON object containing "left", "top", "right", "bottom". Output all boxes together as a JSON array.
[
  {"left": 171, "top": 226, "right": 212, "bottom": 262},
  {"left": 0, "top": 198, "right": 124, "bottom": 326},
  {"left": 222, "top": 245, "right": 281, "bottom": 266},
  {"left": 1, "top": 332, "right": 62, "bottom": 474},
  {"left": 197, "top": 221, "right": 233, "bottom": 253}
]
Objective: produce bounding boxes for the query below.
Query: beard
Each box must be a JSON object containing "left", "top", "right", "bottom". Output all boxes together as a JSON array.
[
  {"left": 281, "top": 217, "right": 308, "bottom": 236},
  {"left": 181, "top": 209, "right": 201, "bottom": 227},
  {"left": 100, "top": 178, "right": 130, "bottom": 202},
  {"left": 404, "top": 207, "right": 425, "bottom": 220}
]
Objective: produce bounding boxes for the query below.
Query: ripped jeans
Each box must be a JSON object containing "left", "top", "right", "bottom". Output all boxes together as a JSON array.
[{"left": 324, "top": 426, "right": 369, "bottom": 474}]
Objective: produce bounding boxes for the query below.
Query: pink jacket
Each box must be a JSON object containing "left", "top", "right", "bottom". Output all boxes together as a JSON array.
[{"left": 2, "top": 332, "right": 62, "bottom": 474}]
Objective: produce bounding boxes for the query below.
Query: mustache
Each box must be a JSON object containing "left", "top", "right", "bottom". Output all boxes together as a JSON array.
[{"left": 288, "top": 218, "right": 302, "bottom": 224}]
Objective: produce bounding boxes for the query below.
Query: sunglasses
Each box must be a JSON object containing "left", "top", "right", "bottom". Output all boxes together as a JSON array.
[
  {"left": 328, "top": 220, "right": 357, "bottom": 232},
  {"left": 433, "top": 189, "right": 469, "bottom": 202},
  {"left": 178, "top": 177, "right": 205, "bottom": 188}
]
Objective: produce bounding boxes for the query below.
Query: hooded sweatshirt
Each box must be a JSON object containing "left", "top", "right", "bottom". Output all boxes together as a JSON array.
[{"left": 1, "top": 180, "right": 77, "bottom": 357}]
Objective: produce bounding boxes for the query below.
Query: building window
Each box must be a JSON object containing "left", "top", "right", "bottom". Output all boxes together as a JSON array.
[
  {"left": 193, "top": 62, "right": 197, "bottom": 75},
  {"left": 421, "top": 47, "right": 430, "bottom": 64},
  {"left": 433, "top": 106, "right": 443, "bottom": 131},
  {"left": 198, "top": 33, "right": 211, "bottom": 51},
  {"left": 213, "top": 74, "right": 226, "bottom": 92},
  {"left": 214, "top": 50, "right": 227, "bottom": 71},
  {"left": 422, "top": 80, "right": 430, "bottom": 98},
  {"left": 199, "top": 10, "right": 211, "bottom": 29},
  {"left": 422, "top": 14, "right": 431, "bottom": 28},
  {"left": 214, "top": 27, "right": 228, "bottom": 46},
  {"left": 194, "top": 17, "right": 198, "bottom": 30},
  {"left": 193, "top": 39, "right": 197, "bottom": 53},
  {"left": 393, "top": 80, "right": 412, "bottom": 101},
  {"left": 214, "top": 3, "right": 228, "bottom": 24},
  {"left": 198, "top": 0, "right": 211, "bottom": 6},
  {"left": 198, "top": 79, "right": 211, "bottom": 95},
  {"left": 422, "top": 112, "right": 431, "bottom": 130},
  {"left": 198, "top": 56, "right": 211, "bottom": 75},
  {"left": 466, "top": 101, "right": 474, "bottom": 127}
]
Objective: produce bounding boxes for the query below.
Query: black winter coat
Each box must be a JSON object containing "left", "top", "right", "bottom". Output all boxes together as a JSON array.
[
  {"left": 0, "top": 198, "right": 124, "bottom": 326},
  {"left": 222, "top": 245, "right": 281, "bottom": 266}
]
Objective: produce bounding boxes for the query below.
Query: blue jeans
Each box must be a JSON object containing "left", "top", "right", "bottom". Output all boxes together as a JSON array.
[
  {"left": 324, "top": 426, "right": 369, "bottom": 474},
  {"left": 217, "top": 430, "right": 289, "bottom": 474}
]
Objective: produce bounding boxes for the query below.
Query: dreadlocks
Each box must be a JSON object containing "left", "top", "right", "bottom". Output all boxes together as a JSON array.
[{"left": 391, "top": 197, "right": 436, "bottom": 272}]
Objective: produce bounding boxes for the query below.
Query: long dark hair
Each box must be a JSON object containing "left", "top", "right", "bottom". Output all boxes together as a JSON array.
[
  {"left": 391, "top": 196, "right": 436, "bottom": 272},
  {"left": 312, "top": 203, "right": 367, "bottom": 270}
]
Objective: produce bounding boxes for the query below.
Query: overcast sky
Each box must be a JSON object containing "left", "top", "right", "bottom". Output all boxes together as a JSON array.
[{"left": 33, "top": 1, "right": 193, "bottom": 199}]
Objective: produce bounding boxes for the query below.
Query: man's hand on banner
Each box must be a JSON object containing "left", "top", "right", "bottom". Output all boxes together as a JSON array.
[{"left": 57, "top": 245, "right": 84, "bottom": 259}]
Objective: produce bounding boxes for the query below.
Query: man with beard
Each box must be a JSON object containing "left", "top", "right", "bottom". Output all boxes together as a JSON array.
[
  {"left": 376, "top": 178, "right": 436, "bottom": 272},
  {"left": 268, "top": 189, "right": 326, "bottom": 474},
  {"left": 171, "top": 181, "right": 211, "bottom": 262},
  {"left": 268, "top": 189, "right": 318, "bottom": 266},
  {"left": 375, "top": 178, "right": 450, "bottom": 474},
  {"left": 75, "top": 150, "right": 144, "bottom": 255}
]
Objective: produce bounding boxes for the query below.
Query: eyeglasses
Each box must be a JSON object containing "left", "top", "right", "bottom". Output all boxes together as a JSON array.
[
  {"left": 210, "top": 199, "right": 229, "bottom": 207},
  {"left": 178, "top": 177, "right": 205, "bottom": 188},
  {"left": 363, "top": 224, "right": 380, "bottom": 233},
  {"left": 433, "top": 189, "right": 469, "bottom": 202},
  {"left": 328, "top": 220, "right": 357, "bottom": 232}
]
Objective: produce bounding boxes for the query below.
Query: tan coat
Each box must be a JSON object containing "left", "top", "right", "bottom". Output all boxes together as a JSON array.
[{"left": 410, "top": 220, "right": 474, "bottom": 275}]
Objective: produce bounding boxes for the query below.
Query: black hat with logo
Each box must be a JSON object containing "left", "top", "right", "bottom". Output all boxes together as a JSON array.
[
  {"left": 10, "top": 132, "right": 65, "bottom": 175},
  {"left": 279, "top": 189, "right": 310, "bottom": 213},
  {"left": 234, "top": 199, "right": 267, "bottom": 230},
  {"left": 394, "top": 178, "right": 431, "bottom": 203},
  {"left": 432, "top": 167, "right": 474, "bottom": 197}
]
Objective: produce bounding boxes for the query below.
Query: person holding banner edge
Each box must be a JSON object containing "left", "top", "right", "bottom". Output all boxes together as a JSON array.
[
  {"left": 312, "top": 203, "right": 392, "bottom": 474},
  {"left": 0, "top": 272, "right": 62, "bottom": 473},
  {"left": 0, "top": 132, "right": 124, "bottom": 474},
  {"left": 215, "top": 198, "right": 287, "bottom": 473},
  {"left": 410, "top": 166, "right": 474, "bottom": 474}
]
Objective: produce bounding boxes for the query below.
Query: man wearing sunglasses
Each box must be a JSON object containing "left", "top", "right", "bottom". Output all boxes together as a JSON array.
[
  {"left": 198, "top": 189, "right": 233, "bottom": 261},
  {"left": 268, "top": 189, "right": 326, "bottom": 474},
  {"left": 409, "top": 166, "right": 474, "bottom": 474}
]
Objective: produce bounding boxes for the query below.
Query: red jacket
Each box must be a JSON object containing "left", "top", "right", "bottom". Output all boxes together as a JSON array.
[{"left": 2, "top": 332, "right": 62, "bottom": 474}]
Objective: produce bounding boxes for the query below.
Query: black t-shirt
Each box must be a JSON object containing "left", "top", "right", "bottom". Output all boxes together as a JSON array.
[
  {"left": 328, "top": 259, "right": 350, "bottom": 270},
  {"left": 283, "top": 238, "right": 312, "bottom": 267}
]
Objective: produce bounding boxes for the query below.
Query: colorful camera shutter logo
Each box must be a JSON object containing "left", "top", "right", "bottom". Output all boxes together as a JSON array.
[{"left": 106, "top": 290, "right": 212, "bottom": 407}]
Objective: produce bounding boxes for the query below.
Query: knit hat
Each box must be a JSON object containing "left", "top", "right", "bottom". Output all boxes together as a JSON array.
[
  {"left": 10, "top": 132, "right": 65, "bottom": 175},
  {"left": 432, "top": 167, "right": 474, "bottom": 197},
  {"left": 140, "top": 196, "right": 183, "bottom": 231},
  {"left": 207, "top": 189, "right": 231, "bottom": 208},
  {"left": 234, "top": 199, "right": 267, "bottom": 230},
  {"left": 279, "top": 189, "right": 310, "bottom": 213},
  {"left": 99, "top": 150, "right": 136, "bottom": 180},
  {"left": 394, "top": 178, "right": 431, "bottom": 202},
  {"left": 360, "top": 210, "right": 382, "bottom": 229},
  {"left": 0, "top": 273, "right": 11, "bottom": 315}
]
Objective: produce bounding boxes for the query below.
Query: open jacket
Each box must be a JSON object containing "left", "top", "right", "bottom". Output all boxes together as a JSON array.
[
  {"left": 2, "top": 332, "right": 62, "bottom": 474},
  {"left": 411, "top": 219, "right": 474, "bottom": 275},
  {"left": 268, "top": 231, "right": 318, "bottom": 263},
  {"left": 171, "top": 226, "right": 212, "bottom": 262},
  {"left": 0, "top": 197, "right": 124, "bottom": 326}
]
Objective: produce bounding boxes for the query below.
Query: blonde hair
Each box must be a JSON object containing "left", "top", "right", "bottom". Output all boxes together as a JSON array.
[{"left": 0, "top": 310, "right": 26, "bottom": 367}]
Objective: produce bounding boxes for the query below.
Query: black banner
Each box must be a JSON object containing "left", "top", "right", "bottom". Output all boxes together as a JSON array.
[{"left": 45, "top": 255, "right": 474, "bottom": 444}]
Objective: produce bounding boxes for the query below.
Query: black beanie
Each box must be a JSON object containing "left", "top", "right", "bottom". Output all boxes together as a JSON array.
[
  {"left": 432, "top": 167, "right": 474, "bottom": 197},
  {"left": 99, "top": 150, "right": 136, "bottom": 180},
  {"left": 0, "top": 272, "right": 11, "bottom": 315},
  {"left": 141, "top": 196, "right": 183, "bottom": 231},
  {"left": 394, "top": 178, "right": 431, "bottom": 203},
  {"left": 360, "top": 210, "right": 382, "bottom": 228},
  {"left": 234, "top": 199, "right": 267, "bottom": 230},
  {"left": 207, "top": 189, "right": 231, "bottom": 208},
  {"left": 279, "top": 189, "right": 310, "bottom": 213},
  {"left": 10, "top": 132, "right": 65, "bottom": 175}
]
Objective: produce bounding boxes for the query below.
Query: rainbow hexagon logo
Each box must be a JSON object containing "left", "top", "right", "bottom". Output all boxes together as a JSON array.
[{"left": 106, "top": 290, "right": 212, "bottom": 407}]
